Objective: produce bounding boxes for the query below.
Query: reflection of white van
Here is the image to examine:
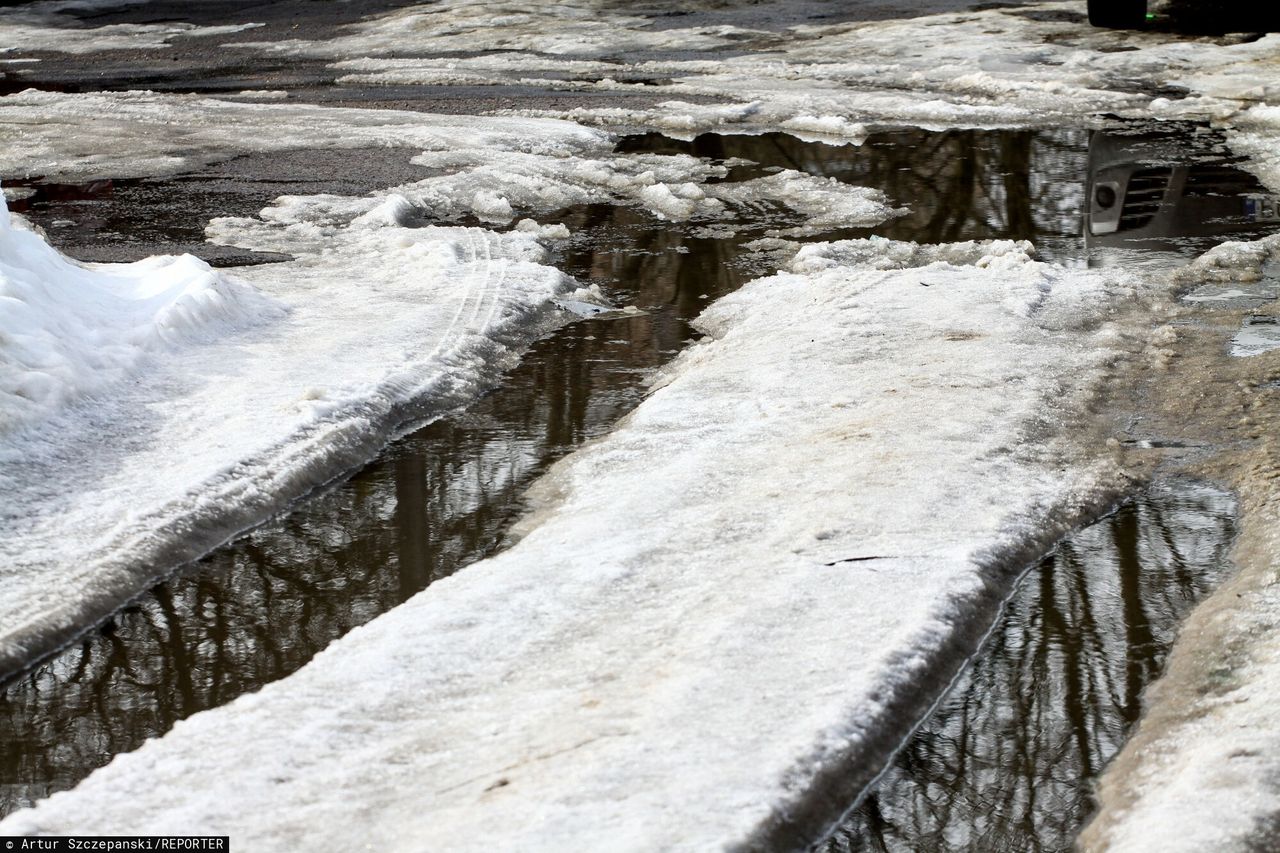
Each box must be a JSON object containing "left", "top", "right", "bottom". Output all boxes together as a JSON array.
[{"left": 1085, "top": 129, "right": 1280, "bottom": 260}]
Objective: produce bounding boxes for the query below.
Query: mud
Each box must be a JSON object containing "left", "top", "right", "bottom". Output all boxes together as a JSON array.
[{"left": 1079, "top": 243, "right": 1280, "bottom": 850}]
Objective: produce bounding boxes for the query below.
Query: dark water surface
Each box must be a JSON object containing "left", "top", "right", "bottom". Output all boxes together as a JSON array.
[
  {"left": 819, "top": 482, "right": 1238, "bottom": 853},
  {"left": 0, "top": 126, "right": 1252, "bottom": 826}
]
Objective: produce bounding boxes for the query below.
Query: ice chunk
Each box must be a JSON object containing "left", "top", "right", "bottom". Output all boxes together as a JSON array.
[
  {"left": 789, "top": 236, "right": 1036, "bottom": 274},
  {"left": 514, "top": 219, "right": 571, "bottom": 239},
  {"left": 706, "top": 170, "right": 906, "bottom": 236}
]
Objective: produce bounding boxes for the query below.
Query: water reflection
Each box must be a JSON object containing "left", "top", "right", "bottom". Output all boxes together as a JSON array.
[
  {"left": 820, "top": 481, "right": 1237, "bottom": 853},
  {"left": 1085, "top": 123, "right": 1280, "bottom": 267},
  {"left": 619, "top": 128, "right": 1089, "bottom": 262},
  {"left": 0, "top": 200, "right": 744, "bottom": 815},
  {"left": 0, "top": 127, "right": 1104, "bottom": 817}
]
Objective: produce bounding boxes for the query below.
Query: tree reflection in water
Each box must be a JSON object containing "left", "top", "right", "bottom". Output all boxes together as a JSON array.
[
  {"left": 0, "top": 203, "right": 741, "bottom": 816},
  {"left": 618, "top": 128, "right": 1088, "bottom": 263},
  {"left": 822, "top": 482, "right": 1237, "bottom": 853},
  {"left": 1, "top": 128, "right": 1092, "bottom": 817}
]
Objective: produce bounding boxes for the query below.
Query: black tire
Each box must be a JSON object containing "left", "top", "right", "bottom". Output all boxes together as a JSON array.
[{"left": 1087, "top": 0, "right": 1147, "bottom": 28}]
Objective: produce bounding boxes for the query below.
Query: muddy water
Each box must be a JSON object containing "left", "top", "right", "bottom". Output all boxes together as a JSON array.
[
  {"left": 0, "top": 125, "right": 1262, "bottom": 821},
  {"left": 819, "top": 482, "right": 1238, "bottom": 853}
]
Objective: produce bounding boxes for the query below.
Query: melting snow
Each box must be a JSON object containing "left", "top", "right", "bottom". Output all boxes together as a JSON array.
[
  {"left": 0, "top": 188, "right": 584, "bottom": 676},
  {"left": 228, "top": 148, "right": 902, "bottom": 234},
  {"left": 0, "top": 237, "right": 1155, "bottom": 849},
  {"left": 0, "top": 90, "right": 901, "bottom": 237},
  {"left": 241, "top": 0, "right": 1280, "bottom": 159}
]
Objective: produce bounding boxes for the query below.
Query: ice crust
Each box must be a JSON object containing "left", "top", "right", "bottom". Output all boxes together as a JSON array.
[
  {"left": 0, "top": 1, "right": 260, "bottom": 54},
  {"left": 0, "top": 185, "right": 581, "bottom": 676},
  {"left": 0, "top": 237, "right": 1147, "bottom": 849},
  {"left": 240, "top": 0, "right": 1280, "bottom": 138},
  {"left": 0, "top": 90, "right": 607, "bottom": 180}
]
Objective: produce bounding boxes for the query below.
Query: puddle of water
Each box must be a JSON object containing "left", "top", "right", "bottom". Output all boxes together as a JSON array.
[
  {"left": 1231, "top": 315, "right": 1280, "bottom": 357},
  {"left": 0, "top": 201, "right": 748, "bottom": 817},
  {"left": 818, "top": 480, "right": 1238, "bottom": 853},
  {"left": 618, "top": 128, "right": 1091, "bottom": 262},
  {"left": 0, "top": 124, "right": 1258, "bottom": 818},
  {"left": 1181, "top": 283, "right": 1280, "bottom": 311}
]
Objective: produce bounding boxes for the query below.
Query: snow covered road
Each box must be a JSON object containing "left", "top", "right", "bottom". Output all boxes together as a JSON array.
[
  {"left": 0, "top": 92, "right": 905, "bottom": 676},
  {"left": 4, "top": 0, "right": 1280, "bottom": 848},
  {"left": 0, "top": 237, "right": 1149, "bottom": 848}
]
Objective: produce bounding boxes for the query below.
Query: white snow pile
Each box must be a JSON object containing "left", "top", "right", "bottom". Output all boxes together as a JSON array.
[
  {"left": 235, "top": 149, "right": 903, "bottom": 235},
  {"left": 1, "top": 237, "right": 1152, "bottom": 849},
  {"left": 0, "top": 198, "right": 280, "bottom": 435},
  {"left": 0, "top": 0, "right": 260, "bottom": 54},
  {"left": 0, "top": 187, "right": 586, "bottom": 676}
]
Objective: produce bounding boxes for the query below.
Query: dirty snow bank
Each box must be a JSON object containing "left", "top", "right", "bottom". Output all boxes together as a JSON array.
[
  {"left": 0, "top": 198, "right": 279, "bottom": 434},
  {"left": 0, "top": 188, "right": 582, "bottom": 677},
  {"left": 2, "top": 237, "right": 1151, "bottom": 849},
  {"left": 1079, "top": 234, "right": 1280, "bottom": 853}
]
